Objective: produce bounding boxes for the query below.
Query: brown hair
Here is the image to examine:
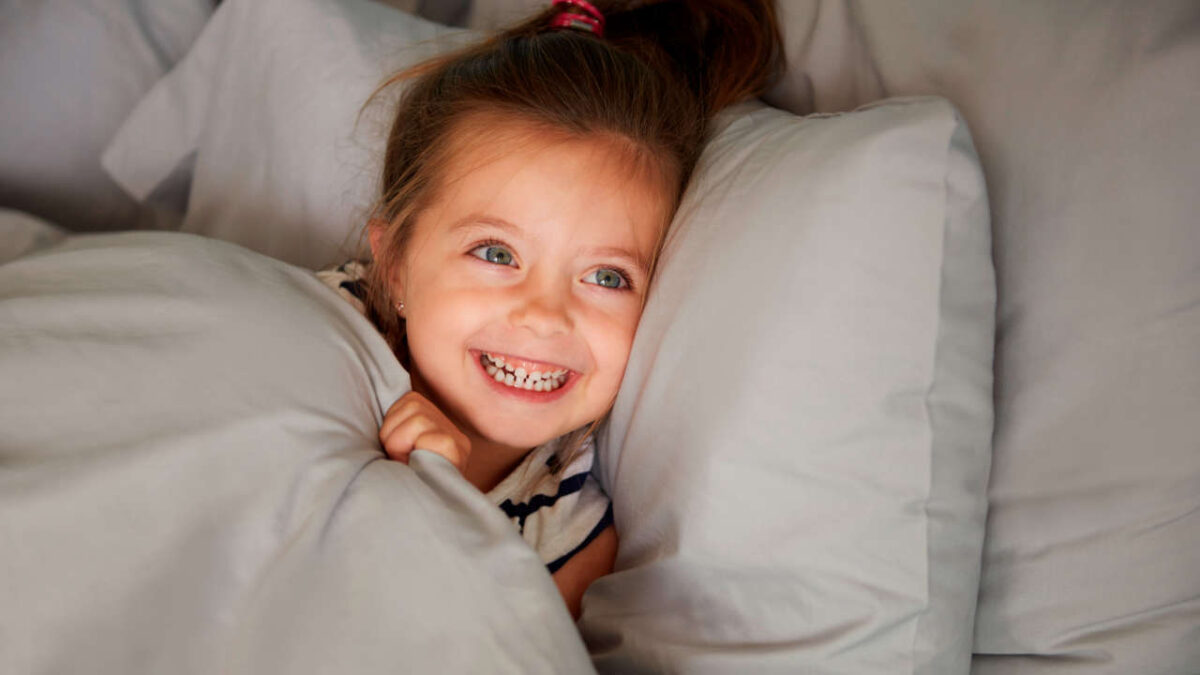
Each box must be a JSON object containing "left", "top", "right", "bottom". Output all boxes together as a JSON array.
[{"left": 365, "top": 0, "right": 782, "bottom": 468}]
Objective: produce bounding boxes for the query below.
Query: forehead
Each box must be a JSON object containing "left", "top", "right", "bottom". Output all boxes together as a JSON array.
[{"left": 421, "top": 113, "right": 674, "bottom": 259}]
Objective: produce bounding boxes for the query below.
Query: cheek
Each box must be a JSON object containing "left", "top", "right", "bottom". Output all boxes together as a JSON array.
[
  {"left": 588, "top": 305, "right": 642, "bottom": 386},
  {"left": 405, "top": 291, "right": 489, "bottom": 366}
]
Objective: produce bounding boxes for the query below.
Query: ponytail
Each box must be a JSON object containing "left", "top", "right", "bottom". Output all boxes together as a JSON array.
[
  {"left": 603, "top": 0, "right": 783, "bottom": 119},
  {"left": 482, "top": 0, "right": 784, "bottom": 179}
]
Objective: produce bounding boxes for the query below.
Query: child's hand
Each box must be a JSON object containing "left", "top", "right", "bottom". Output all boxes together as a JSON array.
[{"left": 379, "top": 391, "right": 471, "bottom": 473}]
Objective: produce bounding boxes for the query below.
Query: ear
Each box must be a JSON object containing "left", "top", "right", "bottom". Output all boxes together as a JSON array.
[
  {"left": 366, "top": 218, "right": 387, "bottom": 260},
  {"left": 366, "top": 218, "right": 406, "bottom": 310}
]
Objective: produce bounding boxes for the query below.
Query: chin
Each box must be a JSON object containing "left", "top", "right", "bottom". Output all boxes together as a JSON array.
[{"left": 474, "top": 415, "right": 564, "bottom": 450}]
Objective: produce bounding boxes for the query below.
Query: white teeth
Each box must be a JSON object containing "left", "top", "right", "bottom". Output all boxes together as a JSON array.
[{"left": 481, "top": 352, "right": 571, "bottom": 392}]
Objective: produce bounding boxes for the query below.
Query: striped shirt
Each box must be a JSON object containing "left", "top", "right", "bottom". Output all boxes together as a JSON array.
[
  {"left": 488, "top": 434, "right": 613, "bottom": 573},
  {"left": 316, "top": 261, "right": 613, "bottom": 572}
]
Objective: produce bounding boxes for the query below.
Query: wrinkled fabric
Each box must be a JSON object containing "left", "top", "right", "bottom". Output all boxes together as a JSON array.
[{"left": 0, "top": 231, "right": 594, "bottom": 675}]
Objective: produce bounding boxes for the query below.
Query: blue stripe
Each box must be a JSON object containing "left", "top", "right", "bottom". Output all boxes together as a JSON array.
[
  {"left": 497, "top": 470, "right": 590, "bottom": 533},
  {"left": 338, "top": 279, "right": 368, "bottom": 302},
  {"left": 546, "top": 502, "right": 613, "bottom": 574}
]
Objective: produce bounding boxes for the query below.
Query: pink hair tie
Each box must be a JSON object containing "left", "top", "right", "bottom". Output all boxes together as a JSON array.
[{"left": 549, "top": 0, "right": 605, "bottom": 37}]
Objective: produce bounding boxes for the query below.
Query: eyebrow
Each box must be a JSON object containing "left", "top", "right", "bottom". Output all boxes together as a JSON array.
[{"left": 449, "top": 214, "right": 652, "bottom": 277}]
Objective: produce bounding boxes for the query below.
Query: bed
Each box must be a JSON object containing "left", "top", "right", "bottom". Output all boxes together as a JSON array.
[{"left": 1, "top": 1, "right": 1197, "bottom": 673}]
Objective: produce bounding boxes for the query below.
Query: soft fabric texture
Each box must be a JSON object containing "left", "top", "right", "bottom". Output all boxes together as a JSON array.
[
  {"left": 0, "top": 230, "right": 594, "bottom": 674},
  {"left": 465, "top": 0, "right": 541, "bottom": 30},
  {"left": 102, "top": 0, "right": 474, "bottom": 269},
  {"left": 0, "top": 0, "right": 214, "bottom": 232},
  {"left": 760, "top": 3, "right": 1200, "bottom": 671},
  {"left": 579, "top": 98, "right": 995, "bottom": 673},
  {"left": 0, "top": 208, "right": 69, "bottom": 265}
]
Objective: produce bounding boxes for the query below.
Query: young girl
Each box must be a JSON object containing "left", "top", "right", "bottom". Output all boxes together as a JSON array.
[{"left": 319, "top": 0, "right": 781, "bottom": 618}]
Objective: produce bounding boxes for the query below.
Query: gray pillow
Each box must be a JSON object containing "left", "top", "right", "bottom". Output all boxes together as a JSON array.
[
  {"left": 580, "top": 98, "right": 995, "bottom": 673},
  {"left": 0, "top": 232, "right": 593, "bottom": 674},
  {"left": 0, "top": 0, "right": 213, "bottom": 231},
  {"left": 765, "top": 3, "right": 1200, "bottom": 671}
]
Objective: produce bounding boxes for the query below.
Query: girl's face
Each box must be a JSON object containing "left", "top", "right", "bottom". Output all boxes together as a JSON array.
[{"left": 375, "top": 118, "right": 671, "bottom": 452}]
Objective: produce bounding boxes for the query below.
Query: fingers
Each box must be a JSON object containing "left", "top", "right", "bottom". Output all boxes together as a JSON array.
[
  {"left": 379, "top": 410, "right": 437, "bottom": 462},
  {"left": 379, "top": 391, "right": 426, "bottom": 441},
  {"left": 379, "top": 392, "right": 469, "bottom": 471},
  {"left": 383, "top": 425, "right": 469, "bottom": 471},
  {"left": 411, "top": 431, "right": 469, "bottom": 471}
]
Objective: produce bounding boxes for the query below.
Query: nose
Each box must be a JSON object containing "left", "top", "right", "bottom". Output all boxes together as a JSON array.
[{"left": 509, "top": 275, "right": 573, "bottom": 338}]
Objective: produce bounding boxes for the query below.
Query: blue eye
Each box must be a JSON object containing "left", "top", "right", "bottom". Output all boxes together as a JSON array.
[
  {"left": 585, "top": 268, "right": 629, "bottom": 290},
  {"left": 470, "top": 244, "right": 515, "bottom": 266}
]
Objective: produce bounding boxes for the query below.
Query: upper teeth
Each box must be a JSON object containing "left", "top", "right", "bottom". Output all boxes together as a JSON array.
[{"left": 481, "top": 353, "right": 568, "bottom": 391}]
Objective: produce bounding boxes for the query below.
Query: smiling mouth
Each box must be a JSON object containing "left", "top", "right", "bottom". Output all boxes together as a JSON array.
[{"left": 479, "top": 352, "right": 571, "bottom": 392}]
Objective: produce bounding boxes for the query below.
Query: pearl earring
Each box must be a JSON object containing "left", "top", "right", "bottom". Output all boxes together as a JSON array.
[{"left": 395, "top": 300, "right": 405, "bottom": 314}]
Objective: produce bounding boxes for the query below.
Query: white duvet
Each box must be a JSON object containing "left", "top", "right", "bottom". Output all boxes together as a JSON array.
[{"left": 0, "top": 226, "right": 593, "bottom": 674}]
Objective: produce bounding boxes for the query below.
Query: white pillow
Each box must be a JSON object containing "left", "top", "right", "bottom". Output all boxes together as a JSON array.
[
  {"left": 0, "top": 232, "right": 592, "bottom": 674},
  {"left": 763, "top": 3, "right": 1200, "bottom": 671},
  {"left": 103, "top": 0, "right": 473, "bottom": 269},
  {"left": 578, "top": 97, "right": 995, "bottom": 673},
  {"left": 0, "top": 0, "right": 213, "bottom": 232}
]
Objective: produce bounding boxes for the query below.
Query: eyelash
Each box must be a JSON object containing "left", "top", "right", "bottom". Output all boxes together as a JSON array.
[
  {"left": 468, "top": 238, "right": 514, "bottom": 265},
  {"left": 465, "top": 239, "right": 636, "bottom": 293},
  {"left": 593, "top": 265, "right": 636, "bottom": 293}
]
